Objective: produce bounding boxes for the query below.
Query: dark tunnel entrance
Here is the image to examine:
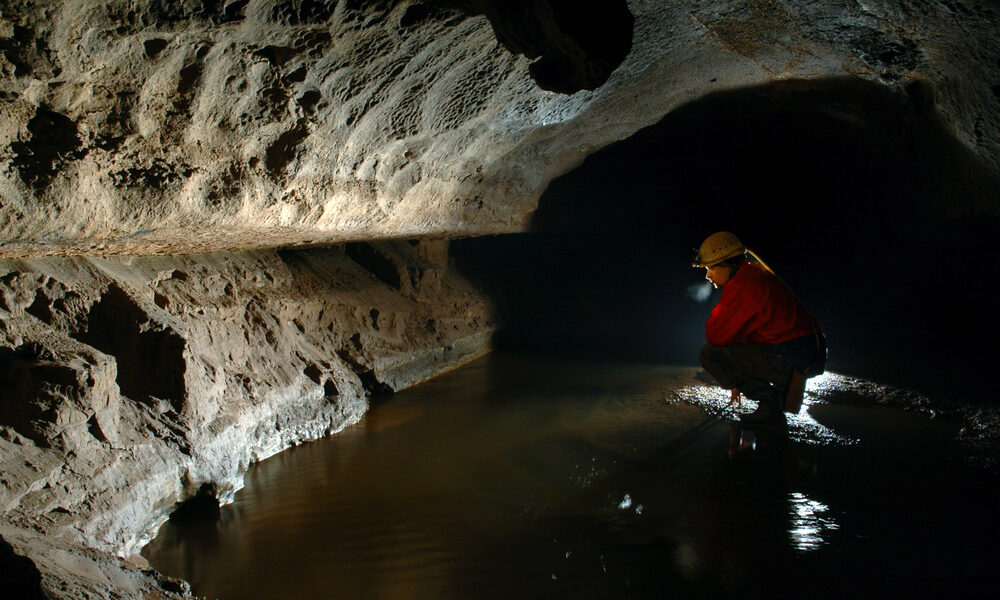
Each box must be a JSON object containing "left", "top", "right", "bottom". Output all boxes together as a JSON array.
[{"left": 453, "top": 78, "right": 999, "bottom": 401}]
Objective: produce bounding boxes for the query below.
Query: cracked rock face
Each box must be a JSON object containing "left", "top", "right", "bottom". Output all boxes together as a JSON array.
[{"left": 1, "top": 0, "right": 997, "bottom": 257}]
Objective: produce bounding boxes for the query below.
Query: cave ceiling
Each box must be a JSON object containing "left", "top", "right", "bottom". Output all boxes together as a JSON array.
[{"left": 1, "top": 0, "right": 998, "bottom": 258}]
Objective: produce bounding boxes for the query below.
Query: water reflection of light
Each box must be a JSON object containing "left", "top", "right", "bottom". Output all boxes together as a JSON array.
[
  {"left": 805, "top": 372, "right": 835, "bottom": 394},
  {"left": 786, "top": 404, "right": 857, "bottom": 446},
  {"left": 616, "top": 493, "right": 644, "bottom": 514},
  {"left": 674, "top": 379, "right": 858, "bottom": 447},
  {"left": 788, "top": 492, "right": 838, "bottom": 551}
]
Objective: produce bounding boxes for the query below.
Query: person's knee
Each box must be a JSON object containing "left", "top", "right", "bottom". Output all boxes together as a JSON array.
[
  {"left": 699, "top": 343, "right": 712, "bottom": 359},
  {"left": 701, "top": 344, "right": 748, "bottom": 389},
  {"left": 699, "top": 344, "right": 724, "bottom": 368},
  {"left": 699, "top": 344, "right": 728, "bottom": 381}
]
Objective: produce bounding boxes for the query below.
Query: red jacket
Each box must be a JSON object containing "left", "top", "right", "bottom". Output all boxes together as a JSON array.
[{"left": 706, "top": 261, "right": 815, "bottom": 346}]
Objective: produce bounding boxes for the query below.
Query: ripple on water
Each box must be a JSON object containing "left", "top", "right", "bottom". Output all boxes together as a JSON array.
[
  {"left": 142, "top": 356, "right": 1000, "bottom": 599},
  {"left": 787, "top": 491, "right": 839, "bottom": 552}
]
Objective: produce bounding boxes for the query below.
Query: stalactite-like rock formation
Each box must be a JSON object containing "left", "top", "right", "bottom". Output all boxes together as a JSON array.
[{"left": 1, "top": 1, "right": 998, "bottom": 597}]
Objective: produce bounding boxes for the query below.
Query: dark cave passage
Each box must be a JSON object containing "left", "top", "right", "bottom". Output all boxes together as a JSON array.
[{"left": 454, "top": 78, "right": 1000, "bottom": 401}]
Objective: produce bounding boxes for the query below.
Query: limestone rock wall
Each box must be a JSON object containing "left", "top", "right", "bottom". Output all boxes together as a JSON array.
[
  {"left": 0, "top": 239, "right": 493, "bottom": 598},
  {"left": 1, "top": 1, "right": 999, "bottom": 597},
  {"left": 1, "top": 0, "right": 998, "bottom": 258}
]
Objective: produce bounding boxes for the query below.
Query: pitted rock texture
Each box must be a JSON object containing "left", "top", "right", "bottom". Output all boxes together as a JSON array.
[
  {"left": 1, "top": 0, "right": 998, "bottom": 258},
  {"left": 0, "top": 239, "right": 493, "bottom": 598}
]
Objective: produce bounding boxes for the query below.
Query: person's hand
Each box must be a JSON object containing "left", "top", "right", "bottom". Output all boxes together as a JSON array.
[{"left": 727, "top": 388, "right": 742, "bottom": 407}]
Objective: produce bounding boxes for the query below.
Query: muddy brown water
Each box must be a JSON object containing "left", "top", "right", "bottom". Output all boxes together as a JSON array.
[{"left": 143, "top": 354, "right": 999, "bottom": 599}]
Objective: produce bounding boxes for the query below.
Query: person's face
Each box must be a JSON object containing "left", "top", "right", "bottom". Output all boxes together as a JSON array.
[{"left": 705, "top": 264, "right": 731, "bottom": 288}]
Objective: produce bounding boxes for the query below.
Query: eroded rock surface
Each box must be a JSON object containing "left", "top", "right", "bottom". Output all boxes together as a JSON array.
[
  {"left": 1, "top": 0, "right": 998, "bottom": 257},
  {"left": 1, "top": 1, "right": 999, "bottom": 597},
  {"left": 0, "top": 239, "right": 493, "bottom": 598}
]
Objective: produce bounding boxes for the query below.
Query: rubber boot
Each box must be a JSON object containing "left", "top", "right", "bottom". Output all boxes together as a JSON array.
[
  {"left": 739, "top": 386, "right": 786, "bottom": 425},
  {"left": 784, "top": 369, "right": 806, "bottom": 414}
]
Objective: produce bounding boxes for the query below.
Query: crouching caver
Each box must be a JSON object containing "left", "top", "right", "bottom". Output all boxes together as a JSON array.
[{"left": 693, "top": 232, "right": 827, "bottom": 424}]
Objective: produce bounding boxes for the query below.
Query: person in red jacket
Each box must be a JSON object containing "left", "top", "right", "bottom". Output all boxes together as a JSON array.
[{"left": 693, "top": 232, "right": 826, "bottom": 424}]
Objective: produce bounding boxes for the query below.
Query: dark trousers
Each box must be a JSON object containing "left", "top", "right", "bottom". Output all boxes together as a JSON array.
[{"left": 699, "top": 335, "right": 821, "bottom": 406}]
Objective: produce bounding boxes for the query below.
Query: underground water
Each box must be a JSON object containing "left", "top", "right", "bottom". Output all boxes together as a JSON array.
[
  {"left": 145, "top": 81, "right": 998, "bottom": 598},
  {"left": 143, "top": 353, "right": 998, "bottom": 598}
]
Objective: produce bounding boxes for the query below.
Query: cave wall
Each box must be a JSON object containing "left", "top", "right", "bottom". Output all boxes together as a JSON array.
[
  {"left": 0, "top": 240, "right": 493, "bottom": 597},
  {"left": 1, "top": 1, "right": 999, "bottom": 597},
  {"left": 1, "top": 0, "right": 997, "bottom": 258}
]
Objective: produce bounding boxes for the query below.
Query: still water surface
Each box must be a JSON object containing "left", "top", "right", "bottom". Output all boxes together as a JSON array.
[{"left": 144, "top": 354, "right": 998, "bottom": 598}]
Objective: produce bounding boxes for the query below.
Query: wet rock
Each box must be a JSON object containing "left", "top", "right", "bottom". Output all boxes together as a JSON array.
[
  {"left": 0, "top": 241, "right": 493, "bottom": 599},
  {"left": 679, "top": 370, "right": 1000, "bottom": 471}
]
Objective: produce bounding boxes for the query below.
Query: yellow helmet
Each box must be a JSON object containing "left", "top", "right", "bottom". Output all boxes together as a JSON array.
[{"left": 692, "top": 231, "right": 745, "bottom": 267}]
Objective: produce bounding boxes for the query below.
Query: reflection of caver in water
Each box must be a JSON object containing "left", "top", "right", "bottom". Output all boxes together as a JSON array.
[{"left": 693, "top": 232, "right": 827, "bottom": 424}]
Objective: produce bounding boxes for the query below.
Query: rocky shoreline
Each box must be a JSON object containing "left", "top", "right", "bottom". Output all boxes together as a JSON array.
[{"left": 0, "top": 240, "right": 494, "bottom": 599}]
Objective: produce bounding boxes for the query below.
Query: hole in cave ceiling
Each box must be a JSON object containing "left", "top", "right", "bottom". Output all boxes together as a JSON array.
[{"left": 448, "top": 0, "right": 634, "bottom": 93}]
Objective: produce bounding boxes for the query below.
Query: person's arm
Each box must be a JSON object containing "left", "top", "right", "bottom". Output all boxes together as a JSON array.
[{"left": 705, "top": 284, "right": 762, "bottom": 345}]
